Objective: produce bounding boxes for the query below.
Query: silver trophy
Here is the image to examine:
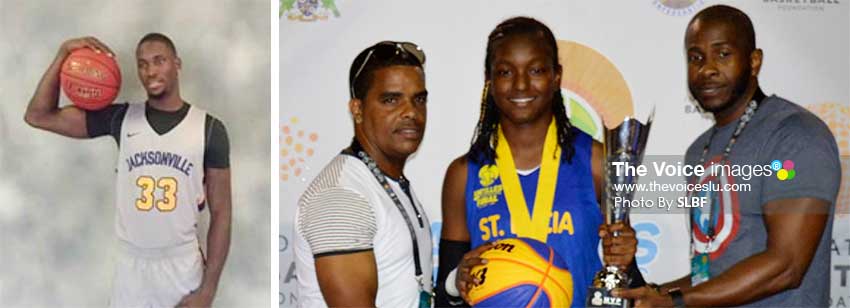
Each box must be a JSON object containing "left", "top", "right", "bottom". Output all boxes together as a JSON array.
[{"left": 587, "top": 113, "right": 653, "bottom": 308}]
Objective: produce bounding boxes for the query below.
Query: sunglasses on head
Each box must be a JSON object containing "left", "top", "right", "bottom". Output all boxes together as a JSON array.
[{"left": 350, "top": 41, "right": 426, "bottom": 99}]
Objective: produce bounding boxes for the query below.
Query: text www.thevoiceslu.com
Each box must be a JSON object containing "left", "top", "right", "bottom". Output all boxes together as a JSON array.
[{"left": 612, "top": 181, "right": 752, "bottom": 193}]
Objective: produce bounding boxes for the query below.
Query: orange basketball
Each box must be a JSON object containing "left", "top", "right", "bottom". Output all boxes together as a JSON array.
[{"left": 60, "top": 48, "right": 121, "bottom": 110}]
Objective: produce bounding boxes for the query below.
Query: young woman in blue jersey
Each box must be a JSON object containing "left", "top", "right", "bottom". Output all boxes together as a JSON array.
[{"left": 435, "top": 17, "right": 644, "bottom": 307}]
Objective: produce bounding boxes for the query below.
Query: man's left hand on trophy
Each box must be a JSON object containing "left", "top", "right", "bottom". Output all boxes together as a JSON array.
[{"left": 599, "top": 222, "right": 638, "bottom": 270}]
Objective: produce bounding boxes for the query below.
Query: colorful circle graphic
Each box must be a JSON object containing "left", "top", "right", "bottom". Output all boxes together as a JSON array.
[
  {"left": 776, "top": 160, "right": 796, "bottom": 181},
  {"left": 557, "top": 40, "right": 633, "bottom": 140},
  {"left": 281, "top": 116, "right": 319, "bottom": 182}
]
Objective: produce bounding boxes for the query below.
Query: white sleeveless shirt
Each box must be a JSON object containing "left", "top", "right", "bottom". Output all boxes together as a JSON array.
[{"left": 116, "top": 103, "right": 206, "bottom": 249}]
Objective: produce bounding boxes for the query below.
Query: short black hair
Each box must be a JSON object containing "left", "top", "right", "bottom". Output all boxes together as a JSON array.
[
  {"left": 137, "top": 32, "right": 178, "bottom": 56},
  {"left": 688, "top": 5, "right": 756, "bottom": 53},
  {"left": 348, "top": 42, "right": 423, "bottom": 99}
]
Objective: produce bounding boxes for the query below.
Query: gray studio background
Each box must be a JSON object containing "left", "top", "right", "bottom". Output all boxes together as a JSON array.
[{"left": 0, "top": 1, "right": 270, "bottom": 306}]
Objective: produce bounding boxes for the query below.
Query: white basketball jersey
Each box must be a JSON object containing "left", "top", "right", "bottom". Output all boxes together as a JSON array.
[{"left": 116, "top": 103, "right": 206, "bottom": 249}]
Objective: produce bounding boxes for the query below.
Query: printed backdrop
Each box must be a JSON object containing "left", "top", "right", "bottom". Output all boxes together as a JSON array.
[{"left": 280, "top": 1, "right": 849, "bottom": 307}]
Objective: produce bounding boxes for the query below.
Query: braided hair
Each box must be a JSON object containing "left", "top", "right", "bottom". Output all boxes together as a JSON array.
[{"left": 466, "top": 16, "right": 575, "bottom": 165}]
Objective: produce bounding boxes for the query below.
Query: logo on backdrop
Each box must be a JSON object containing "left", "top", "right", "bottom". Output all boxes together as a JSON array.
[
  {"left": 280, "top": 234, "right": 298, "bottom": 306},
  {"left": 634, "top": 222, "right": 661, "bottom": 273},
  {"left": 763, "top": 0, "right": 843, "bottom": 12},
  {"left": 281, "top": 116, "right": 319, "bottom": 183},
  {"left": 557, "top": 40, "right": 633, "bottom": 140},
  {"left": 806, "top": 102, "right": 849, "bottom": 215},
  {"left": 279, "top": 235, "right": 289, "bottom": 252},
  {"left": 280, "top": 0, "right": 340, "bottom": 21},
  {"left": 653, "top": 0, "right": 704, "bottom": 16},
  {"left": 831, "top": 235, "right": 849, "bottom": 307},
  {"left": 431, "top": 222, "right": 442, "bottom": 281}
]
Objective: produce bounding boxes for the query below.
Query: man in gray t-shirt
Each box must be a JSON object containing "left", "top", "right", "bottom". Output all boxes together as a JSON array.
[
  {"left": 619, "top": 5, "right": 840, "bottom": 307},
  {"left": 681, "top": 95, "right": 838, "bottom": 307}
]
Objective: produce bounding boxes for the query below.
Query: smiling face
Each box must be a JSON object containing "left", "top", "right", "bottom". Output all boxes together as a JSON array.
[
  {"left": 351, "top": 65, "right": 427, "bottom": 162},
  {"left": 686, "top": 18, "right": 759, "bottom": 114},
  {"left": 489, "top": 34, "right": 561, "bottom": 127},
  {"left": 136, "top": 40, "right": 181, "bottom": 99}
]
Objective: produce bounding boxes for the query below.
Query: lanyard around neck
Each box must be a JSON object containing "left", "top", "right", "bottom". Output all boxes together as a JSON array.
[
  {"left": 692, "top": 99, "right": 759, "bottom": 241},
  {"left": 342, "top": 140, "right": 427, "bottom": 277},
  {"left": 699, "top": 100, "right": 759, "bottom": 165}
]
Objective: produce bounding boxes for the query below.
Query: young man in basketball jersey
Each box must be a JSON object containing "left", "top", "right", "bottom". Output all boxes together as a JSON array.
[
  {"left": 25, "top": 33, "right": 231, "bottom": 307},
  {"left": 616, "top": 5, "right": 839, "bottom": 307}
]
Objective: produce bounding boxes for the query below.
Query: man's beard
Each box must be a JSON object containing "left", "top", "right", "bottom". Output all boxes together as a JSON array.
[
  {"left": 728, "top": 67, "right": 753, "bottom": 107},
  {"left": 698, "top": 66, "right": 752, "bottom": 114}
]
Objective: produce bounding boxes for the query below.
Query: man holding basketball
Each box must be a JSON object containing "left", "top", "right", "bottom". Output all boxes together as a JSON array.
[{"left": 25, "top": 34, "right": 231, "bottom": 308}]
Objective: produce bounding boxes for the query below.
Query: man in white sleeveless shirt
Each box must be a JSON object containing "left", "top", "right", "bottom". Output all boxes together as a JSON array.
[
  {"left": 25, "top": 33, "right": 231, "bottom": 307},
  {"left": 294, "top": 41, "right": 433, "bottom": 307}
]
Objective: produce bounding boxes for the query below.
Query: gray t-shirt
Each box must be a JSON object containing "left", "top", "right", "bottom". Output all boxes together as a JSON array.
[{"left": 684, "top": 95, "right": 840, "bottom": 307}]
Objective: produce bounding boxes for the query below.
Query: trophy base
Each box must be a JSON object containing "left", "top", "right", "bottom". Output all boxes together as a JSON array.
[{"left": 586, "top": 287, "right": 630, "bottom": 308}]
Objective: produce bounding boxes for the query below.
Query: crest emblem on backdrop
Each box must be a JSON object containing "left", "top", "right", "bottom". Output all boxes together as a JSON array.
[
  {"left": 653, "top": 0, "right": 704, "bottom": 16},
  {"left": 280, "top": 0, "right": 340, "bottom": 21}
]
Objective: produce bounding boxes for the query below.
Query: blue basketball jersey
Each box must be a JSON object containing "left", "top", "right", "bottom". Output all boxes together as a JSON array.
[{"left": 465, "top": 129, "right": 602, "bottom": 307}]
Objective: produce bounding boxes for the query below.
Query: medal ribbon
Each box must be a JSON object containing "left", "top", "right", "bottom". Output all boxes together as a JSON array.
[{"left": 495, "top": 119, "right": 560, "bottom": 243}]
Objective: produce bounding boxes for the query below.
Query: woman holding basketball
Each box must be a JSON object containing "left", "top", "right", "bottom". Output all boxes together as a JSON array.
[{"left": 435, "top": 17, "right": 643, "bottom": 307}]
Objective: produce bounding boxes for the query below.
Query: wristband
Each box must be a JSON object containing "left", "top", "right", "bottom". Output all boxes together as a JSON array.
[
  {"left": 445, "top": 267, "right": 460, "bottom": 297},
  {"left": 668, "top": 288, "right": 685, "bottom": 308}
]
